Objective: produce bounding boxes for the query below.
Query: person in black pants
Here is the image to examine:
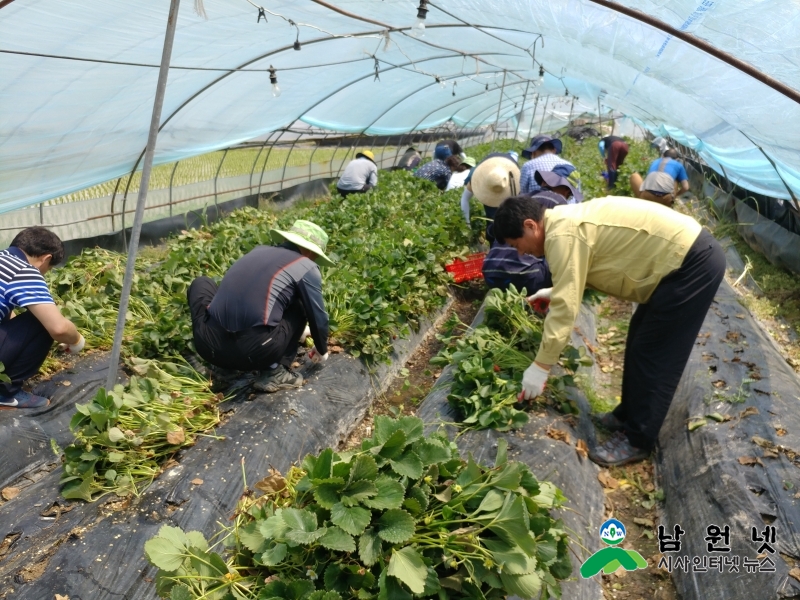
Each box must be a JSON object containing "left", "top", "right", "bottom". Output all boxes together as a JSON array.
[
  {"left": 187, "top": 220, "right": 333, "bottom": 393},
  {"left": 0, "top": 227, "right": 86, "bottom": 408},
  {"left": 492, "top": 195, "right": 726, "bottom": 466}
]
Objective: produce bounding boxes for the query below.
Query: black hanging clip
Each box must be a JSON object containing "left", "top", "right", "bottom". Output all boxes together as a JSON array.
[{"left": 257, "top": 8, "right": 267, "bottom": 23}]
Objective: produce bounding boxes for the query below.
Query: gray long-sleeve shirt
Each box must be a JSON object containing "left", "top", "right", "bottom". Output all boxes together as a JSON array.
[{"left": 337, "top": 157, "right": 378, "bottom": 191}]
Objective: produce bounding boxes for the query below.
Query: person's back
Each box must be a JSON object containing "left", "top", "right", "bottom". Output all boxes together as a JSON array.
[
  {"left": 414, "top": 158, "right": 452, "bottom": 190},
  {"left": 208, "top": 245, "right": 320, "bottom": 332},
  {"left": 337, "top": 154, "right": 378, "bottom": 194},
  {"left": 545, "top": 197, "right": 701, "bottom": 302},
  {"left": 396, "top": 148, "right": 421, "bottom": 171},
  {"left": 646, "top": 156, "right": 687, "bottom": 183}
]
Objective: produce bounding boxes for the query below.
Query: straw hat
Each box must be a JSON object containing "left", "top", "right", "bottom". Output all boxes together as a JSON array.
[
  {"left": 356, "top": 150, "right": 376, "bottom": 164},
  {"left": 270, "top": 220, "right": 335, "bottom": 267},
  {"left": 469, "top": 156, "right": 521, "bottom": 207}
]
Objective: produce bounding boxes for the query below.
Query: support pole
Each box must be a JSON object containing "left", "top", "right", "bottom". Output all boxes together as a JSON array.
[
  {"left": 106, "top": 0, "right": 180, "bottom": 391},
  {"left": 511, "top": 80, "right": 531, "bottom": 143},
  {"left": 490, "top": 70, "right": 507, "bottom": 152},
  {"left": 538, "top": 95, "right": 550, "bottom": 134}
]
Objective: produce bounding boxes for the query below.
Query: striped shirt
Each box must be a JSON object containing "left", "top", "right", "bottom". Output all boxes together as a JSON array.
[{"left": 0, "top": 247, "right": 55, "bottom": 322}]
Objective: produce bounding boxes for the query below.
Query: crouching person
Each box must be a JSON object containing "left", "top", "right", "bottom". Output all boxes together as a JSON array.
[
  {"left": 1, "top": 227, "right": 85, "bottom": 408},
  {"left": 187, "top": 220, "right": 333, "bottom": 393}
]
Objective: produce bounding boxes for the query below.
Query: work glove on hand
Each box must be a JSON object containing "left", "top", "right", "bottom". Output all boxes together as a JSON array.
[
  {"left": 299, "top": 325, "right": 311, "bottom": 343},
  {"left": 526, "top": 287, "right": 552, "bottom": 314},
  {"left": 518, "top": 362, "right": 549, "bottom": 401},
  {"left": 308, "top": 347, "right": 329, "bottom": 364},
  {"left": 59, "top": 334, "right": 86, "bottom": 354}
]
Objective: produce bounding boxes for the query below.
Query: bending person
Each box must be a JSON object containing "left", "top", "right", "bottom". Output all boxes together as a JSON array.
[
  {"left": 337, "top": 151, "right": 378, "bottom": 197},
  {"left": 492, "top": 196, "right": 725, "bottom": 467},
  {"left": 630, "top": 148, "right": 689, "bottom": 208},
  {"left": 599, "top": 135, "right": 629, "bottom": 190},
  {"left": 1, "top": 227, "right": 85, "bottom": 408},
  {"left": 187, "top": 220, "right": 332, "bottom": 393}
]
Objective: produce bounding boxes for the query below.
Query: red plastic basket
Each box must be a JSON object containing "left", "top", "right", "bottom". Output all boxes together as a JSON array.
[{"left": 445, "top": 252, "right": 486, "bottom": 283}]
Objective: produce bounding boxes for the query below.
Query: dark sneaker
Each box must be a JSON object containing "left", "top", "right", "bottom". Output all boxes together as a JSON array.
[
  {"left": 591, "top": 411, "right": 625, "bottom": 432},
  {"left": 589, "top": 432, "right": 649, "bottom": 467},
  {"left": 0, "top": 390, "right": 50, "bottom": 409},
  {"left": 253, "top": 365, "right": 303, "bottom": 393}
]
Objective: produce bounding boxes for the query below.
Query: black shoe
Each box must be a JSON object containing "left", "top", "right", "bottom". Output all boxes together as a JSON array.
[
  {"left": 591, "top": 411, "right": 625, "bottom": 432},
  {"left": 253, "top": 365, "right": 303, "bottom": 393},
  {"left": 589, "top": 432, "right": 650, "bottom": 467}
]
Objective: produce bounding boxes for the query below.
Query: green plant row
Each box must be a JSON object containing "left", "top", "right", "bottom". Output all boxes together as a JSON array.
[
  {"left": 59, "top": 357, "right": 223, "bottom": 501},
  {"left": 431, "top": 287, "right": 593, "bottom": 432},
  {"left": 145, "top": 415, "right": 571, "bottom": 600},
  {"left": 50, "top": 170, "right": 478, "bottom": 364}
]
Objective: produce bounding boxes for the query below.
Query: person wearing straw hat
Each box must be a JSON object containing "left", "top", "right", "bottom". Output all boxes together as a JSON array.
[
  {"left": 337, "top": 150, "right": 378, "bottom": 197},
  {"left": 187, "top": 220, "right": 334, "bottom": 394}
]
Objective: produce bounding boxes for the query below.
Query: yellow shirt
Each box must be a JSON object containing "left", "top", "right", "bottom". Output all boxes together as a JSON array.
[{"left": 535, "top": 196, "right": 702, "bottom": 365}]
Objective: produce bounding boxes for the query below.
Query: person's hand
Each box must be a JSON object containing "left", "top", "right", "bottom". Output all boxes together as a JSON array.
[
  {"left": 58, "top": 334, "right": 86, "bottom": 354},
  {"left": 518, "top": 362, "right": 549, "bottom": 401},
  {"left": 299, "top": 325, "right": 311, "bottom": 343},
  {"left": 308, "top": 347, "right": 329, "bottom": 364},
  {"left": 526, "top": 287, "right": 552, "bottom": 314}
]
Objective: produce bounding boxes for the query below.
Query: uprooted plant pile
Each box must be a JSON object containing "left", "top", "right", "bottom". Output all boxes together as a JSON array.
[
  {"left": 59, "top": 358, "right": 222, "bottom": 501},
  {"left": 144, "top": 415, "right": 572, "bottom": 600},
  {"left": 432, "top": 286, "right": 593, "bottom": 432}
]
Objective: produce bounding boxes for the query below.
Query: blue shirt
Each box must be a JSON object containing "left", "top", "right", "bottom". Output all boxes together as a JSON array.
[
  {"left": 647, "top": 158, "right": 688, "bottom": 183},
  {"left": 0, "top": 247, "right": 55, "bottom": 322},
  {"left": 414, "top": 160, "right": 451, "bottom": 191}
]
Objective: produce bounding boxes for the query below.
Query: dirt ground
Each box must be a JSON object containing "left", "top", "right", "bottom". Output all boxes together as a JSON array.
[{"left": 593, "top": 297, "right": 679, "bottom": 600}]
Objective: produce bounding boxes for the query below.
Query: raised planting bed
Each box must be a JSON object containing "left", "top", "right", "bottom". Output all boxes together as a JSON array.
[{"left": 417, "top": 288, "right": 606, "bottom": 600}]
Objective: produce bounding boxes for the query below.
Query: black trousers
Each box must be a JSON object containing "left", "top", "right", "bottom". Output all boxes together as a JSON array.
[
  {"left": 337, "top": 185, "right": 372, "bottom": 198},
  {"left": 612, "top": 229, "right": 726, "bottom": 450},
  {"left": 187, "top": 276, "right": 305, "bottom": 371},
  {"left": 0, "top": 311, "right": 54, "bottom": 396}
]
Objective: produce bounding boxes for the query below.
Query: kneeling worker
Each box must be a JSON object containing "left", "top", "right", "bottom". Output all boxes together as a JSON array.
[
  {"left": 1, "top": 227, "right": 85, "bottom": 408},
  {"left": 492, "top": 196, "right": 725, "bottom": 467},
  {"left": 337, "top": 151, "right": 378, "bottom": 197},
  {"left": 630, "top": 148, "right": 690, "bottom": 208},
  {"left": 187, "top": 220, "right": 332, "bottom": 393}
]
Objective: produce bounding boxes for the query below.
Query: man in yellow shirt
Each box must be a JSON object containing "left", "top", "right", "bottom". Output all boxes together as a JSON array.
[{"left": 493, "top": 195, "right": 725, "bottom": 466}]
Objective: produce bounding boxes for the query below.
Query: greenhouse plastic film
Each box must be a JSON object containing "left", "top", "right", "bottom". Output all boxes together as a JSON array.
[
  {"left": 657, "top": 279, "right": 800, "bottom": 599},
  {"left": 735, "top": 200, "right": 800, "bottom": 275},
  {"left": 2, "top": 1, "right": 800, "bottom": 210}
]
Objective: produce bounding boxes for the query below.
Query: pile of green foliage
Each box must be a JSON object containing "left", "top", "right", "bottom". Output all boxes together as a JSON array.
[
  {"left": 59, "top": 358, "right": 222, "bottom": 501},
  {"left": 145, "top": 415, "right": 572, "bottom": 600},
  {"left": 432, "top": 287, "right": 592, "bottom": 431}
]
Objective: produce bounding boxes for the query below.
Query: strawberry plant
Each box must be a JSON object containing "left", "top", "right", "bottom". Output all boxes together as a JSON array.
[
  {"left": 59, "top": 358, "right": 222, "bottom": 501},
  {"left": 432, "top": 287, "right": 592, "bottom": 431},
  {"left": 144, "top": 415, "right": 572, "bottom": 600}
]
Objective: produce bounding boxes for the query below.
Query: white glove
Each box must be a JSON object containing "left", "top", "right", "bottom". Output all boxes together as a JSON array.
[
  {"left": 518, "top": 362, "right": 549, "bottom": 401},
  {"left": 59, "top": 334, "right": 85, "bottom": 354},
  {"left": 526, "top": 287, "right": 552, "bottom": 314},
  {"left": 299, "top": 325, "right": 311, "bottom": 343},
  {"left": 308, "top": 347, "right": 329, "bottom": 364}
]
